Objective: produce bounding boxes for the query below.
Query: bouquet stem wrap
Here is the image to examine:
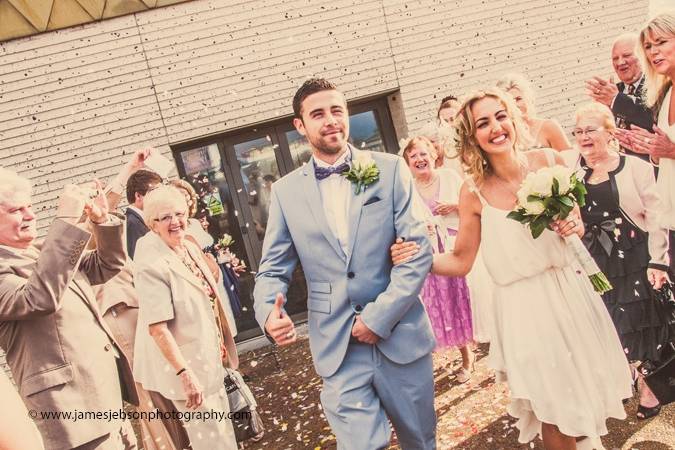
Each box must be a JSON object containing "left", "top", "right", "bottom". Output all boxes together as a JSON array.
[{"left": 563, "top": 234, "right": 613, "bottom": 294}]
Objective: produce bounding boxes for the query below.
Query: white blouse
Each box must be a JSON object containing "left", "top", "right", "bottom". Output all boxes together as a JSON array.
[{"left": 657, "top": 86, "right": 675, "bottom": 230}]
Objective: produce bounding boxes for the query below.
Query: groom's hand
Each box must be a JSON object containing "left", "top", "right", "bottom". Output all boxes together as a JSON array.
[
  {"left": 265, "top": 293, "right": 297, "bottom": 346},
  {"left": 352, "top": 316, "right": 380, "bottom": 344}
]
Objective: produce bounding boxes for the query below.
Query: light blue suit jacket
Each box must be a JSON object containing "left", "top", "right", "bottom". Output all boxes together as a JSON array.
[{"left": 254, "top": 148, "right": 435, "bottom": 378}]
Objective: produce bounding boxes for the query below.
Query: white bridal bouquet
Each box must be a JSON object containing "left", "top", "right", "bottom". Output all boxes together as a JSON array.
[{"left": 506, "top": 165, "right": 613, "bottom": 294}]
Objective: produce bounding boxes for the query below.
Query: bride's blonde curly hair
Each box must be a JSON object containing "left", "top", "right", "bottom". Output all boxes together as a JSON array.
[{"left": 453, "top": 88, "right": 531, "bottom": 184}]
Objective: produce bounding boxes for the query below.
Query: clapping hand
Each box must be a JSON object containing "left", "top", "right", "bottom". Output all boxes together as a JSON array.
[
  {"left": 585, "top": 76, "right": 618, "bottom": 107},
  {"left": 265, "top": 293, "right": 297, "bottom": 346},
  {"left": 351, "top": 316, "right": 380, "bottom": 344},
  {"left": 615, "top": 125, "right": 675, "bottom": 161}
]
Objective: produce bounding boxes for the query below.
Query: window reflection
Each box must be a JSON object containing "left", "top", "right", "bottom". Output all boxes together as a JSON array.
[
  {"left": 349, "top": 110, "right": 386, "bottom": 152},
  {"left": 233, "top": 137, "right": 281, "bottom": 240}
]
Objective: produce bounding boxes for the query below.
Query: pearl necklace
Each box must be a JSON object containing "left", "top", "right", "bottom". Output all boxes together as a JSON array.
[{"left": 415, "top": 173, "right": 438, "bottom": 190}]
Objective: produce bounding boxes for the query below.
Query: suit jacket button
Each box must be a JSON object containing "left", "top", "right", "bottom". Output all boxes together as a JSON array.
[
  {"left": 104, "top": 344, "right": 111, "bottom": 352},
  {"left": 347, "top": 272, "right": 355, "bottom": 279},
  {"left": 353, "top": 304, "right": 363, "bottom": 313}
]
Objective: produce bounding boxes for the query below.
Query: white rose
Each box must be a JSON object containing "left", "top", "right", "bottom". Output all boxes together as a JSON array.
[
  {"left": 523, "top": 199, "right": 545, "bottom": 215},
  {"left": 550, "top": 165, "right": 573, "bottom": 194},
  {"left": 354, "top": 151, "right": 374, "bottom": 167},
  {"left": 529, "top": 168, "right": 554, "bottom": 196}
]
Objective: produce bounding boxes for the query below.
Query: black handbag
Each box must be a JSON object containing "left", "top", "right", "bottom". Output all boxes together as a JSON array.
[
  {"left": 224, "top": 368, "right": 265, "bottom": 442},
  {"left": 655, "top": 281, "right": 675, "bottom": 322},
  {"left": 638, "top": 282, "right": 675, "bottom": 405}
]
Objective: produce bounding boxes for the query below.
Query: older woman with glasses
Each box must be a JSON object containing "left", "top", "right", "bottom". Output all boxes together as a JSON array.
[
  {"left": 132, "top": 186, "right": 238, "bottom": 450},
  {"left": 571, "top": 102, "right": 672, "bottom": 420}
]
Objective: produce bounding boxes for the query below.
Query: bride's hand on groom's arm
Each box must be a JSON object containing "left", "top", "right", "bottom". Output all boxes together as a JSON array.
[{"left": 390, "top": 237, "right": 420, "bottom": 266}]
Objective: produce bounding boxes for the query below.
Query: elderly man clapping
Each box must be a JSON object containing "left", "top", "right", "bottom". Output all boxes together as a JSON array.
[{"left": 0, "top": 168, "right": 138, "bottom": 450}]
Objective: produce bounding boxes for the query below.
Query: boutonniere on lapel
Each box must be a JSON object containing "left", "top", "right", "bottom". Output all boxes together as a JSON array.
[{"left": 343, "top": 152, "right": 380, "bottom": 194}]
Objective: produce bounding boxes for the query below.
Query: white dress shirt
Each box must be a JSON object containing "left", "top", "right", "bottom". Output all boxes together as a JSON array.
[{"left": 315, "top": 148, "right": 352, "bottom": 256}]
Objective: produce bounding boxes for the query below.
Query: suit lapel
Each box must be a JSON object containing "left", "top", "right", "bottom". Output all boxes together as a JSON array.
[
  {"left": 636, "top": 76, "right": 646, "bottom": 96},
  {"left": 302, "top": 159, "right": 347, "bottom": 261},
  {"left": 162, "top": 245, "right": 205, "bottom": 292},
  {"left": 345, "top": 148, "right": 368, "bottom": 266}
]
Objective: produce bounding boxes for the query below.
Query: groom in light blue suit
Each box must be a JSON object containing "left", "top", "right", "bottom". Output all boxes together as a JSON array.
[{"left": 254, "top": 79, "right": 436, "bottom": 449}]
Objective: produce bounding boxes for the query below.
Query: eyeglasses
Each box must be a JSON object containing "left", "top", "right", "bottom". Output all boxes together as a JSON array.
[
  {"left": 572, "top": 127, "right": 604, "bottom": 137},
  {"left": 155, "top": 212, "right": 186, "bottom": 224}
]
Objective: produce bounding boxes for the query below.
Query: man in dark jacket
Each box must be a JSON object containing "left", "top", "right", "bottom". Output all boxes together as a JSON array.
[{"left": 125, "top": 169, "right": 162, "bottom": 259}]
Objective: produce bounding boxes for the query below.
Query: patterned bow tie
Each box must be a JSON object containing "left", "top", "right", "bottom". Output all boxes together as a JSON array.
[{"left": 314, "top": 162, "right": 350, "bottom": 180}]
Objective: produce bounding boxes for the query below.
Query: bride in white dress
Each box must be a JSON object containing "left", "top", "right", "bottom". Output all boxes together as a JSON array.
[{"left": 392, "top": 88, "right": 632, "bottom": 449}]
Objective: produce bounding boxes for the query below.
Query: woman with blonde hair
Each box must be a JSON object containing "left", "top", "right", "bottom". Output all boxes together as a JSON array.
[
  {"left": 392, "top": 88, "right": 631, "bottom": 449},
  {"left": 616, "top": 12, "right": 675, "bottom": 279},
  {"left": 497, "top": 73, "right": 571, "bottom": 151},
  {"left": 572, "top": 102, "right": 672, "bottom": 420}
]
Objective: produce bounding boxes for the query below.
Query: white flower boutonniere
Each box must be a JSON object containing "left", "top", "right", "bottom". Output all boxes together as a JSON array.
[{"left": 343, "top": 152, "right": 380, "bottom": 194}]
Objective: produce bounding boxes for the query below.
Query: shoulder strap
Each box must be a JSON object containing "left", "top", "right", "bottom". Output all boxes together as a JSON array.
[
  {"left": 543, "top": 148, "right": 556, "bottom": 167},
  {"left": 466, "top": 178, "right": 486, "bottom": 206}
]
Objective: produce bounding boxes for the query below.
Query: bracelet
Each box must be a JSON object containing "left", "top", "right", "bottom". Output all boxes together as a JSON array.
[{"left": 176, "top": 368, "right": 186, "bottom": 376}]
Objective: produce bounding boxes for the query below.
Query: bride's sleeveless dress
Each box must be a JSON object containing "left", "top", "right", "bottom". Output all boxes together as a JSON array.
[{"left": 470, "top": 167, "right": 632, "bottom": 444}]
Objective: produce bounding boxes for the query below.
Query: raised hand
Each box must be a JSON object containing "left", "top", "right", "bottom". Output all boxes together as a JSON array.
[
  {"left": 585, "top": 76, "right": 618, "bottom": 107},
  {"left": 264, "top": 293, "right": 297, "bottom": 346},
  {"left": 83, "top": 179, "right": 109, "bottom": 224},
  {"left": 56, "top": 184, "right": 87, "bottom": 224},
  {"left": 125, "top": 147, "right": 153, "bottom": 172},
  {"left": 351, "top": 316, "right": 380, "bottom": 344}
]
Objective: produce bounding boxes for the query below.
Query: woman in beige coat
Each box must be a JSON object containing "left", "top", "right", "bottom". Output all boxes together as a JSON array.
[{"left": 133, "top": 186, "right": 238, "bottom": 450}]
